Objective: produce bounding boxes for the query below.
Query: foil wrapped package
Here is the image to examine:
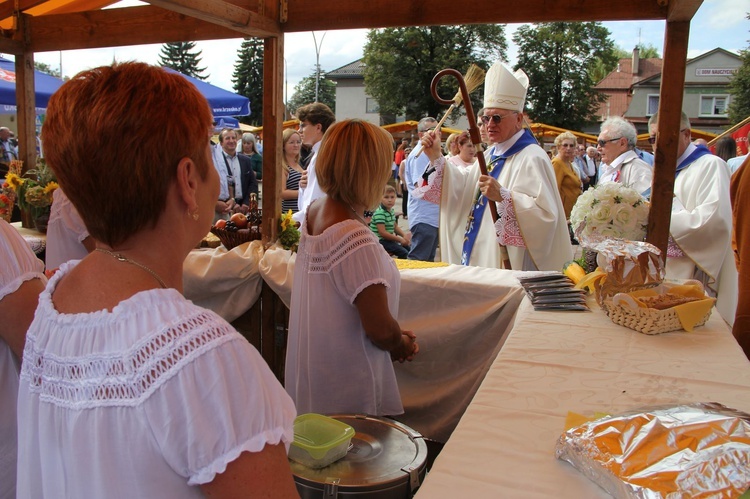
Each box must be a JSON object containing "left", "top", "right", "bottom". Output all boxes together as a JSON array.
[{"left": 555, "top": 403, "right": 750, "bottom": 498}]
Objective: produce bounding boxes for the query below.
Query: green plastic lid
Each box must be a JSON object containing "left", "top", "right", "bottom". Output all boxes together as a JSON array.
[{"left": 292, "top": 413, "right": 355, "bottom": 459}]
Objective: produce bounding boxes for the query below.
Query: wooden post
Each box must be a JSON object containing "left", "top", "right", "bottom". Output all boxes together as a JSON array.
[
  {"left": 262, "top": 35, "right": 283, "bottom": 244},
  {"left": 16, "top": 15, "right": 37, "bottom": 229},
  {"left": 646, "top": 20, "right": 690, "bottom": 261}
]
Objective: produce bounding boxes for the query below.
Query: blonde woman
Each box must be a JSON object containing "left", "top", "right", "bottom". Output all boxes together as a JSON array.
[
  {"left": 280, "top": 128, "right": 304, "bottom": 213},
  {"left": 286, "top": 119, "right": 418, "bottom": 416},
  {"left": 447, "top": 131, "right": 477, "bottom": 170},
  {"left": 551, "top": 131, "right": 582, "bottom": 219}
]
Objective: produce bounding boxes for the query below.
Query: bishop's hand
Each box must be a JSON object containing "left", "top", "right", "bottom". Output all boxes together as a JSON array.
[{"left": 478, "top": 175, "right": 503, "bottom": 203}]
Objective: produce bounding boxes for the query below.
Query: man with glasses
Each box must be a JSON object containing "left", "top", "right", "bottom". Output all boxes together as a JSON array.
[
  {"left": 648, "top": 111, "right": 737, "bottom": 325},
  {"left": 403, "top": 117, "right": 441, "bottom": 261},
  {"left": 292, "top": 102, "right": 336, "bottom": 223},
  {"left": 596, "top": 117, "right": 652, "bottom": 197},
  {"left": 415, "top": 62, "right": 571, "bottom": 271}
]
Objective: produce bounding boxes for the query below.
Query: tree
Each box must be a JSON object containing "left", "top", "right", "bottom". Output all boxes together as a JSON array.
[
  {"left": 158, "top": 42, "right": 208, "bottom": 80},
  {"left": 232, "top": 38, "right": 264, "bottom": 126},
  {"left": 728, "top": 14, "right": 750, "bottom": 124},
  {"left": 362, "top": 25, "right": 507, "bottom": 121},
  {"left": 34, "top": 62, "right": 61, "bottom": 78},
  {"left": 287, "top": 71, "right": 336, "bottom": 115},
  {"left": 513, "top": 22, "right": 616, "bottom": 130}
]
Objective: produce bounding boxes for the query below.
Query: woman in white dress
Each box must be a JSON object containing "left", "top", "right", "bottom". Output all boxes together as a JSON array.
[
  {"left": 16, "top": 62, "right": 298, "bottom": 498},
  {"left": 0, "top": 220, "right": 46, "bottom": 499},
  {"left": 286, "top": 119, "right": 419, "bottom": 416},
  {"left": 447, "top": 131, "right": 478, "bottom": 170}
]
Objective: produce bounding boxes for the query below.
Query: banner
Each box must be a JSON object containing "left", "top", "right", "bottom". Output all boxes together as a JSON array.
[{"left": 732, "top": 122, "right": 750, "bottom": 156}]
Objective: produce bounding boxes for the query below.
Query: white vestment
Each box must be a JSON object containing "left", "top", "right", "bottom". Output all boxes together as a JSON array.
[
  {"left": 421, "top": 131, "right": 572, "bottom": 271},
  {"left": 598, "top": 150, "right": 653, "bottom": 196},
  {"left": 667, "top": 148, "right": 737, "bottom": 325}
]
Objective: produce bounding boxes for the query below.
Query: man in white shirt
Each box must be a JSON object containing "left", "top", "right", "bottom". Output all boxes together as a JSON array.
[
  {"left": 584, "top": 146, "right": 599, "bottom": 187},
  {"left": 292, "top": 103, "right": 336, "bottom": 224},
  {"left": 596, "top": 116, "right": 653, "bottom": 197},
  {"left": 212, "top": 128, "right": 257, "bottom": 222}
]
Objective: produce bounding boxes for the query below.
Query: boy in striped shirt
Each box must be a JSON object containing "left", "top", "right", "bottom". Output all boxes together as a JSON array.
[{"left": 369, "top": 185, "right": 411, "bottom": 259}]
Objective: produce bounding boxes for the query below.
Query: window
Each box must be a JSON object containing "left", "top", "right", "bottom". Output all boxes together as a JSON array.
[
  {"left": 366, "top": 98, "right": 380, "bottom": 114},
  {"left": 700, "top": 95, "right": 729, "bottom": 117},
  {"left": 646, "top": 94, "right": 659, "bottom": 116}
]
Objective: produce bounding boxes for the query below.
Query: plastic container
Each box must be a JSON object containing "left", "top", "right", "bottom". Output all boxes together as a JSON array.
[{"left": 289, "top": 414, "right": 355, "bottom": 469}]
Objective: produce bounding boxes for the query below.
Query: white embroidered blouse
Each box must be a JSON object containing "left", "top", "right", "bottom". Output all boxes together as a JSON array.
[
  {"left": 16, "top": 262, "right": 295, "bottom": 498},
  {"left": 0, "top": 220, "right": 46, "bottom": 499},
  {"left": 285, "top": 218, "right": 404, "bottom": 416}
]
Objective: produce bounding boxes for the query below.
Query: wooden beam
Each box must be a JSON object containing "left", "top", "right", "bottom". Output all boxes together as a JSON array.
[
  {"left": 143, "top": 0, "right": 280, "bottom": 38},
  {"left": 282, "top": 0, "right": 668, "bottom": 32},
  {"left": 646, "top": 20, "right": 690, "bottom": 260},
  {"left": 0, "top": 35, "right": 23, "bottom": 54},
  {"left": 667, "top": 0, "right": 703, "bottom": 21},
  {"left": 0, "top": 0, "right": 47, "bottom": 22},
  {"left": 28, "top": 5, "right": 253, "bottom": 51},
  {"left": 15, "top": 16, "right": 35, "bottom": 176},
  {"left": 261, "top": 34, "right": 283, "bottom": 244}
]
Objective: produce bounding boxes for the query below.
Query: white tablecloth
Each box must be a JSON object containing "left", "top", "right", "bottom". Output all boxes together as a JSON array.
[
  {"left": 416, "top": 298, "right": 750, "bottom": 497},
  {"left": 11, "top": 221, "right": 46, "bottom": 255},
  {"left": 259, "top": 246, "right": 527, "bottom": 442}
]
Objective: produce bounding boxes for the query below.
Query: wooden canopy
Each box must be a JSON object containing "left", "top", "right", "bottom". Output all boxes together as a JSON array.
[{"left": 0, "top": 0, "right": 704, "bottom": 257}]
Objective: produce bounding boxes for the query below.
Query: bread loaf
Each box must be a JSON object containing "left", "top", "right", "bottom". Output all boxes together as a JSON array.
[{"left": 639, "top": 293, "right": 702, "bottom": 310}]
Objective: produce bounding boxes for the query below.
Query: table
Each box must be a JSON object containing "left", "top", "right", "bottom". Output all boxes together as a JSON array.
[
  {"left": 416, "top": 297, "right": 750, "bottom": 497},
  {"left": 11, "top": 221, "right": 46, "bottom": 256},
  {"left": 259, "top": 246, "right": 527, "bottom": 442}
]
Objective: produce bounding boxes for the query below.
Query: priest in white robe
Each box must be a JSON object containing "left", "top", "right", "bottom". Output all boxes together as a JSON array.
[
  {"left": 414, "top": 62, "right": 572, "bottom": 271},
  {"left": 648, "top": 112, "right": 738, "bottom": 325}
]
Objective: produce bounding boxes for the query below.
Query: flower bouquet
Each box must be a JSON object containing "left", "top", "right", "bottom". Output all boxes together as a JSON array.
[
  {"left": 278, "top": 209, "right": 300, "bottom": 252},
  {"left": 570, "top": 182, "right": 649, "bottom": 243},
  {"left": 4, "top": 158, "right": 58, "bottom": 231}
]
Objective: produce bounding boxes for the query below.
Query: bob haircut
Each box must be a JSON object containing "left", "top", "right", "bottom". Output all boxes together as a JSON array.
[
  {"left": 42, "top": 62, "right": 213, "bottom": 248},
  {"left": 241, "top": 133, "right": 259, "bottom": 153},
  {"left": 316, "top": 119, "right": 393, "bottom": 210},
  {"left": 554, "top": 131, "right": 577, "bottom": 148},
  {"left": 282, "top": 128, "right": 301, "bottom": 169}
]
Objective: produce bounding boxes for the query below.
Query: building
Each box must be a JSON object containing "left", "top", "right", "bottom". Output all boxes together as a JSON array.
[
  {"left": 595, "top": 47, "right": 741, "bottom": 134},
  {"left": 326, "top": 59, "right": 386, "bottom": 126}
]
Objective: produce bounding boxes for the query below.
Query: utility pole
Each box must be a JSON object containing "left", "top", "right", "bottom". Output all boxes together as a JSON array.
[{"left": 312, "top": 31, "right": 327, "bottom": 102}]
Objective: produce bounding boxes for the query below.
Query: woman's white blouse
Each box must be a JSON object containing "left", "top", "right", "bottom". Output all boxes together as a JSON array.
[
  {"left": 285, "top": 218, "right": 403, "bottom": 416},
  {"left": 45, "top": 188, "right": 90, "bottom": 269},
  {"left": 16, "top": 262, "right": 295, "bottom": 498},
  {"left": 0, "top": 220, "right": 45, "bottom": 499}
]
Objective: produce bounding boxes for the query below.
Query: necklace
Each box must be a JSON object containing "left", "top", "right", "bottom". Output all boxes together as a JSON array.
[
  {"left": 95, "top": 248, "right": 168, "bottom": 289},
  {"left": 349, "top": 205, "right": 373, "bottom": 225}
]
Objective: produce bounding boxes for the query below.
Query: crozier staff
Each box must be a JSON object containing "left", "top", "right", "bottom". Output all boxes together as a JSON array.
[{"left": 415, "top": 62, "right": 572, "bottom": 271}]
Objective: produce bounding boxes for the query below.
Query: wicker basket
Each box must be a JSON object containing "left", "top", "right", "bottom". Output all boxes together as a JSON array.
[
  {"left": 210, "top": 225, "right": 261, "bottom": 250},
  {"left": 601, "top": 299, "right": 712, "bottom": 335}
]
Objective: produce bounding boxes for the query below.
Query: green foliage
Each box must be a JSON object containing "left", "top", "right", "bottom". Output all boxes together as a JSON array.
[
  {"left": 362, "top": 25, "right": 507, "bottom": 121},
  {"left": 34, "top": 62, "right": 61, "bottom": 78},
  {"left": 287, "top": 72, "right": 336, "bottom": 115},
  {"left": 232, "top": 38, "right": 264, "bottom": 126},
  {"left": 728, "top": 14, "right": 750, "bottom": 125},
  {"left": 513, "top": 22, "right": 616, "bottom": 130},
  {"left": 158, "top": 42, "right": 208, "bottom": 81}
]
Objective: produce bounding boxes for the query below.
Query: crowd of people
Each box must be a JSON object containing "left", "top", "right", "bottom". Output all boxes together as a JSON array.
[{"left": 1, "top": 56, "right": 748, "bottom": 497}]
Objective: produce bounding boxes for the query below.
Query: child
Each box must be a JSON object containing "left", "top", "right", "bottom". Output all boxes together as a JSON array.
[{"left": 370, "top": 185, "right": 411, "bottom": 259}]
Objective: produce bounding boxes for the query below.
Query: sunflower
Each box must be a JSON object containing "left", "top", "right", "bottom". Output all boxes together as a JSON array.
[
  {"left": 43, "top": 181, "right": 59, "bottom": 195},
  {"left": 5, "top": 173, "right": 23, "bottom": 192}
]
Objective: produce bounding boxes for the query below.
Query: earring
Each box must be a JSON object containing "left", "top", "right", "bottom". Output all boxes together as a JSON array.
[{"left": 188, "top": 207, "right": 199, "bottom": 221}]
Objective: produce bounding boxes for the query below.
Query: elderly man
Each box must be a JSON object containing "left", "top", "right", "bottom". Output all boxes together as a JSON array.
[
  {"left": 648, "top": 111, "right": 737, "bottom": 325},
  {"left": 596, "top": 117, "right": 653, "bottom": 197},
  {"left": 415, "top": 62, "right": 571, "bottom": 271},
  {"left": 212, "top": 128, "right": 257, "bottom": 221},
  {"left": 585, "top": 146, "right": 599, "bottom": 187},
  {"left": 0, "top": 127, "right": 17, "bottom": 164},
  {"left": 404, "top": 117, "right": 441, "bottom": 262},
  {"left": 292, "top": 102, "right": 336, "bottom": 224}
]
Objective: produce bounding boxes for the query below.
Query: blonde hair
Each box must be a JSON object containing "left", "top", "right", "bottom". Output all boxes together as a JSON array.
[
  {"left": 554, "top": 131, "right": 577, "bottom": 148},
  {"left": 317, "top": 119, "right": 393, "bottom": 209},
  {"left": 444, "top": 132, "right": 459, "bottom": 156},
  {"left": 282, "top": 128, "right": 301, "bottom": 170}
]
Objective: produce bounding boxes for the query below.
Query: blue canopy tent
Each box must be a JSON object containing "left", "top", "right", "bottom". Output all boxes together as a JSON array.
[
  {"left": 163, "top": 68, "right": 250, "bottom": 119},
  {"left": 0, "top": 57, "right": 64, "bottom": 115}
]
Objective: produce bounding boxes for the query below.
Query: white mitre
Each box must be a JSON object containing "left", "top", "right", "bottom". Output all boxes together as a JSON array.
[{"left": 483, "top": 62, "right": 529, "bottom": 112}]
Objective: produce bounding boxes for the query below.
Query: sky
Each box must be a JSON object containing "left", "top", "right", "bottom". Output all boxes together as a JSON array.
[{"left": 20, "top": 0, "right": 750, "bottom": 106}]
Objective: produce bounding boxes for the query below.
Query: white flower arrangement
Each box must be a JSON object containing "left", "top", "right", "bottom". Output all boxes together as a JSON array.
[{"left": 570, "top": 182, "right": 649, "bottom": 241}]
